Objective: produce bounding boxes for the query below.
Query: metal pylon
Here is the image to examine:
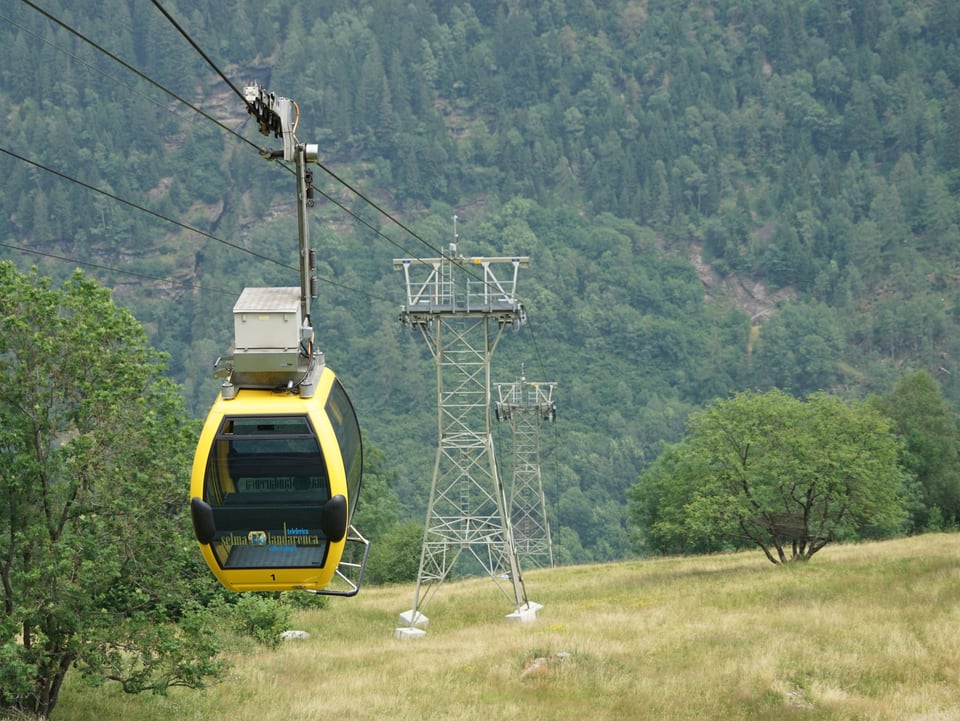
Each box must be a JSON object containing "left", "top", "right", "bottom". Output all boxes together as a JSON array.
[
  {"left": 495, "top": 372, "right": 557, "bottom": 568},
  {"left": 393, "top": 240, "right": 540, "bottom": 634}
]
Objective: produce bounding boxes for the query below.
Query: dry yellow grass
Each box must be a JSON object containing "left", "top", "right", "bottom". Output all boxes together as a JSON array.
[{"left": 54, "top": 534, "right": 960, "bottom": 720}]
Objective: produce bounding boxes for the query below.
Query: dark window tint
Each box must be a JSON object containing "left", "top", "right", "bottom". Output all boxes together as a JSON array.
[
  {"left": 202, "top": 415, "right": 332, "bottom": 569},
  {"left": 325, "top": 379, "right": 363, "bottom": 517}
]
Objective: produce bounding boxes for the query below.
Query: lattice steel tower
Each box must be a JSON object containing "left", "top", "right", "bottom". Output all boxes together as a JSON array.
[
  {"left": 393, "top": 233, "right": 540, "bottom": 637},
  {"left": 495, "top": 370, "right": 557, "bottom": 568}
]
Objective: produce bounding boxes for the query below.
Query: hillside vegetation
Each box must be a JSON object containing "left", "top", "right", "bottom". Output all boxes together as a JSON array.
[
  {"left": 51, "top": 534, "right": 960, "bottom": 721},
  {"left": 2, "top": 0, "right": 960, "bottom": 562}
]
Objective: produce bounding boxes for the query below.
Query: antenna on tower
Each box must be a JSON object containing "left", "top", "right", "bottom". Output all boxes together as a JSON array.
[{"left": 451, "top": 213, "right": 459, "bottom": 257}]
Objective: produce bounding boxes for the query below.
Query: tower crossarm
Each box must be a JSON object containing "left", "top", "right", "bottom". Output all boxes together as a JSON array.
[
  {"left": 393, "top": 255, "right": 529, "bottom": 326},
  {"left": 495, "top": 380, "right": 557, "bottom": 423}
]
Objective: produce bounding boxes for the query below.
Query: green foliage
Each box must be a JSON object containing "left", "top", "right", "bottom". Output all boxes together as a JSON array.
[
  {"left": 630, "top": 390, "right": 911, "bottom": 563},
  {"left": 279, "top": 592, "right": 330, "bottom": 612},
  {"left": 350, "top": 442, "right": 401, "bottom": 543},
  {"left": 628, "top": 442, "right": 742, "bottom": 557},
  {"left": 363, "top": 520, "right": 424, "bottom": 586},
  {"left": 77, "top": 602, "right": 222, "bottom": 695},
  {"left": 0, "top": 263, "right": 222, "bottom": 717},
  {"left": 870, "top": 370, "right": 960, "bottom": 530},
  {"left": 230, "top": 596, "right": 292, "bottom": 649},
  {"left": 750, "top": 302, "right": 845, "bottom": 394}
]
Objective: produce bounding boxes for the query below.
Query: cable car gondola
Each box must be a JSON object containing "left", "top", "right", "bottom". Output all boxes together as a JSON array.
[
  {"left": 189, "top": 86, "right": 367, "bottom": 594},
  {"left": 189, "top": 340, "right": 362, "bottom": 593}
]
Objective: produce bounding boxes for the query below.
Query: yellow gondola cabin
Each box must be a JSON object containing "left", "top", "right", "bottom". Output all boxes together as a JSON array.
[{"left": 189, "top": 287, "right": 364, "bottom": 593}]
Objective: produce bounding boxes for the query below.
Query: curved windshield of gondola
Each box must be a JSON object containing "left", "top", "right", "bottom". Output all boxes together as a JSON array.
[
  {"left": 325, "top": 379, "right": 363, "bottom": 518},
  {"left": 203, "top": 415, "right": 332, "bottom": 569}
]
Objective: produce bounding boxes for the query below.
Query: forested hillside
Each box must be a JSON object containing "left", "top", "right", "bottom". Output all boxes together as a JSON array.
[{"left": 2, "top": 0, "right": 960, "bottom": 563}]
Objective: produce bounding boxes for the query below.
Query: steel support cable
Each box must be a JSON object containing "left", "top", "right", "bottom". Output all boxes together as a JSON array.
[
  {"left": 0, "top": 240, "right": 237, "bottom": 298},
  {"left": 150, "top": 0, "right": 251, "bottom": 112},
  {"left": 17, "top": 0, "right": 272, "bottom": 161},
  {"left": 0, "top": 146, "right": 392, "bottom": 302},
  {"left": 11, "top": 1, "right": 412, "bottom": 270},
  {"left": 14, "top": 2, "right": 484, "bottom": 292},
  {"left": 1, "top": 11, "right": 175, "bottom": 119},
  {"left": 8, "top": 0, "right": 407, "bottom": 301},
  {"left": 17, "top": 0, "right": 495, "bottom": 294},
  {"left": 149, "top": 0, "right": 481, "bottom": 276},
  {"left": 0, "top": 145, "right": 289, "bottom": 269}
]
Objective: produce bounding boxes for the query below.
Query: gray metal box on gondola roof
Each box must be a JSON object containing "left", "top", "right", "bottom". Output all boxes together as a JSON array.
[{"left": 233, "top": 287, "right": 302, "bottom": 351}]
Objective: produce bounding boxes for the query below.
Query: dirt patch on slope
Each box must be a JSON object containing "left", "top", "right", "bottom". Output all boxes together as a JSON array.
[{"left": 689, "top": 244, "right": 796, "bottom": 323}]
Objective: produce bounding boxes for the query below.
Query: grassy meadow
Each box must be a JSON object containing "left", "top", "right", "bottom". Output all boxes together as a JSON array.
[{"left": 51, "top": 534, "right": 960, "bottom": 720}]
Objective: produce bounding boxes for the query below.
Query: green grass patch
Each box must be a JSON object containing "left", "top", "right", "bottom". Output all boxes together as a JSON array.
[{"left": 49, "top": 534, "right": 960, "bottom": 721}]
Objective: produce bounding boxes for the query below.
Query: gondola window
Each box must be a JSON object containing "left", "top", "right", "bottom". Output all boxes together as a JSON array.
[{"left": 202, "top": 415, "right": 333, "bottom": 569}]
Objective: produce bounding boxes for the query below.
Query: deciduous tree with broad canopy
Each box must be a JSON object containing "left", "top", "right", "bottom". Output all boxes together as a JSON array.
[
  {"left": 630, "top": 389, "right": 910, "bottom": 563},
  {"left": 0, "top": 263, "right": 223, "bottom": 718}
]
